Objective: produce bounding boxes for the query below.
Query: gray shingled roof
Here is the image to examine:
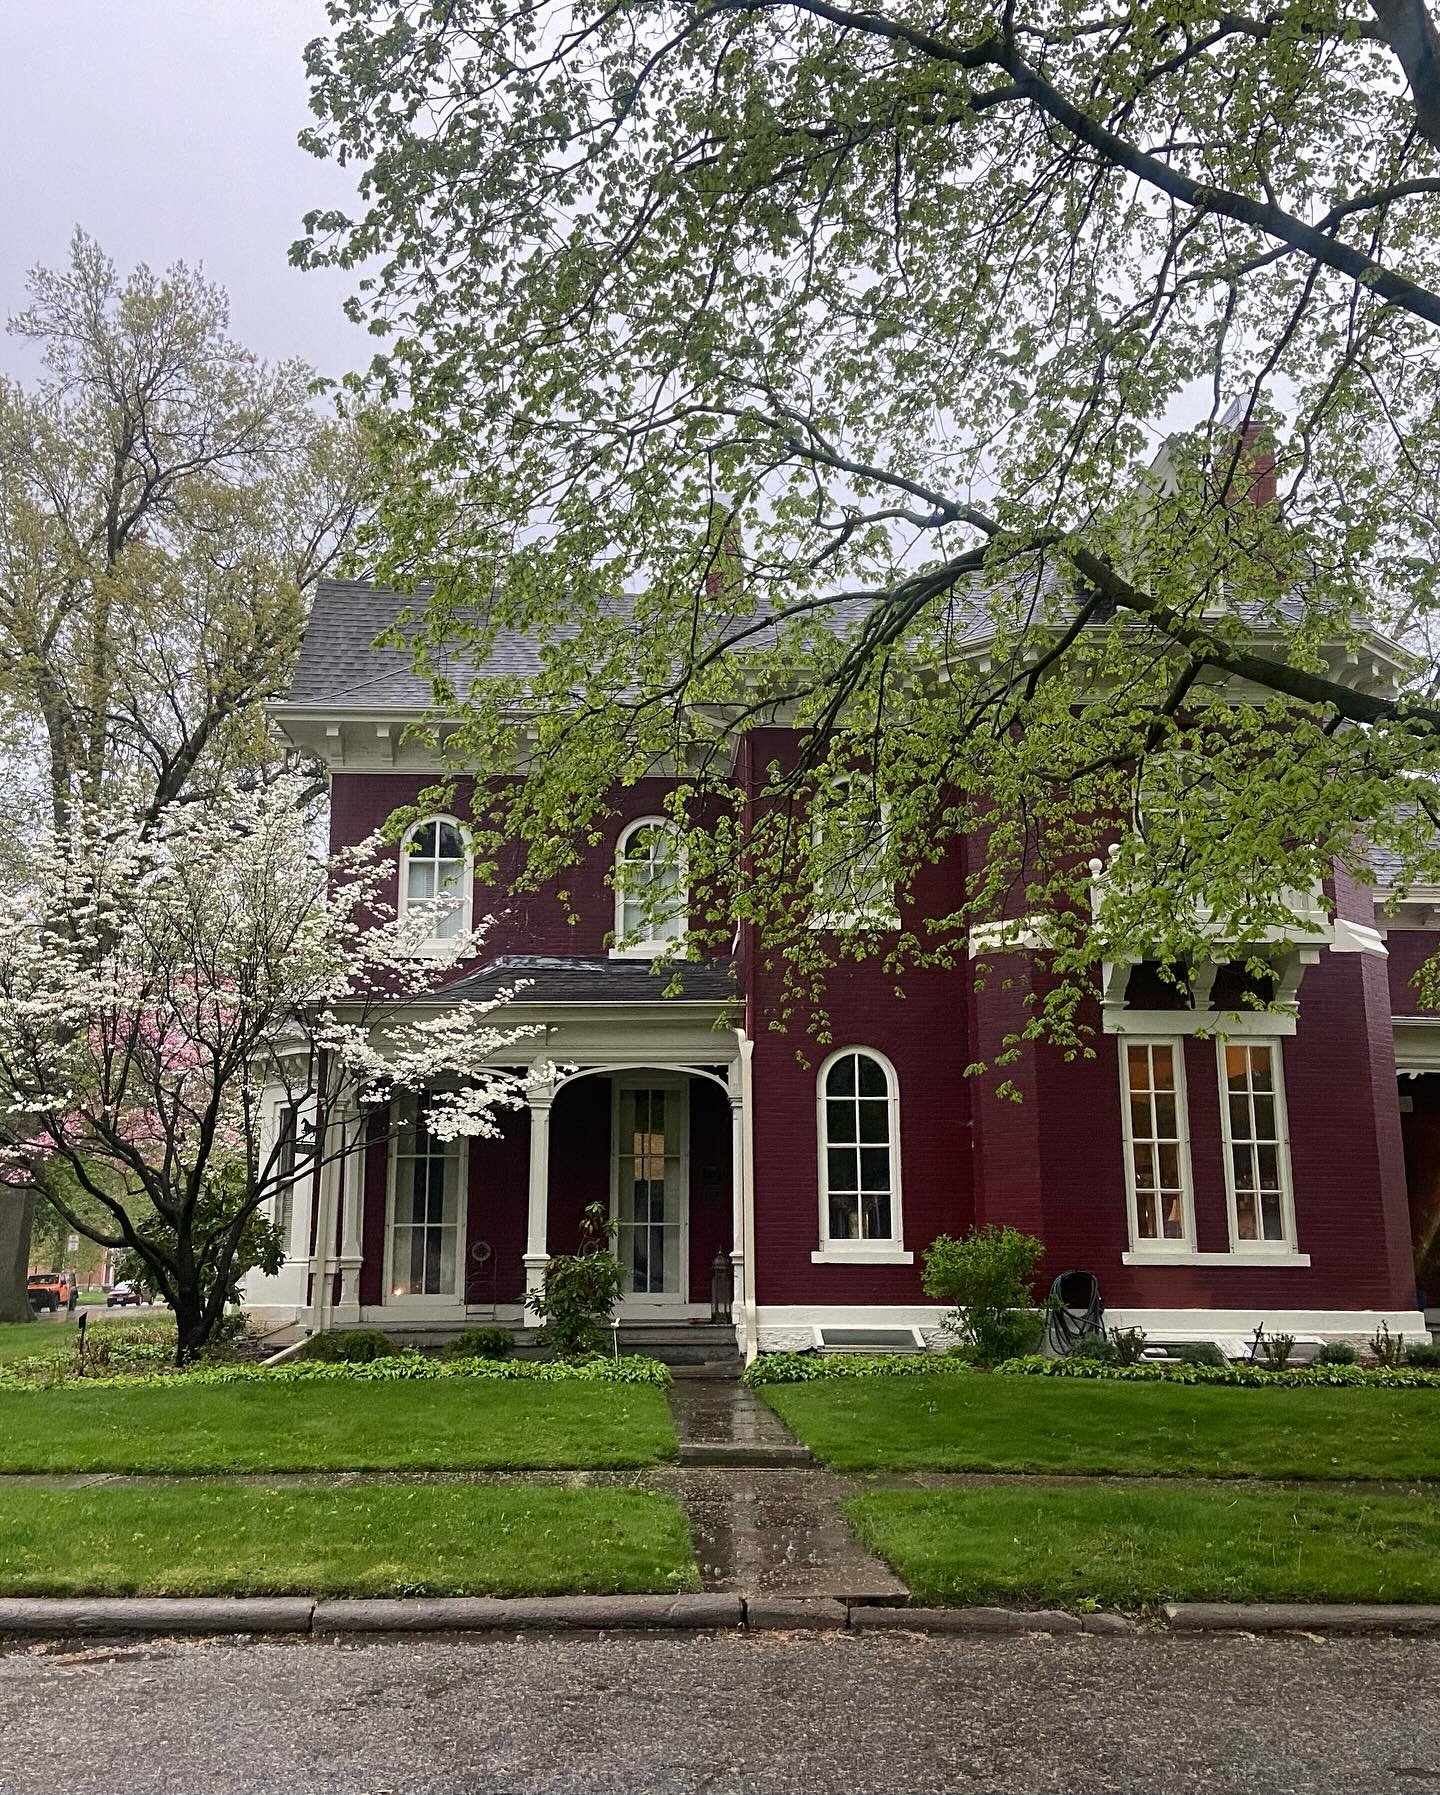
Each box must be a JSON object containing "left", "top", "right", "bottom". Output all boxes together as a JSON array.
[
  {"left": 283, "top": 576, "right": 999, "bottom": 708},
  {"left": 441, "top": 955, "right": 737, "bottom": 1004},
  {"left": 283, "top": 573, "right": 1328, "bottom": 711}
]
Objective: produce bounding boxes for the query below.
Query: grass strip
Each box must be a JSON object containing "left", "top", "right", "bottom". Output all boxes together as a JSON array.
[
  {"left": 849, "top": 1483, "right": 1440, "bottom": 1608},
  {"left": 765, "top": 1375, "right": 1440, "bottom": 1480},
  {"left": 0, "top": 1380, "right": 676, "bottom": 1473},
  {"left": 0, "top": 1483, "right": 699, "bottom": 1597}
]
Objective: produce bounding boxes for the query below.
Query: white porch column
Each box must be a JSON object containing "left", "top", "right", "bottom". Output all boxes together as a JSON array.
[
  {"left": 728, "top": 1058, "right": 747, "bottom": 1350},
  {"left": 332, "top": 1108, "right": 366, "bottom": 1324},
  {"left": 523, "top": 1080, "right": 555, "bottom": 1300},
  {"left": 308, "top": 1104, "right": 346, "bottom": 1334}
]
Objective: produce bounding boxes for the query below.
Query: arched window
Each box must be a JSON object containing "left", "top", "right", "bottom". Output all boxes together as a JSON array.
[
  {"left": 812, "top": 775, "right": 895, "bottom": 928},
  {"left": 398, "top": 817, "right": 472, "bottom": 947},
  {"left": 814, "top": 1048, "right": 909, "bottom": 1262},
  {"left": 613, "top": 818, "right": 686, "bottom": 956}
]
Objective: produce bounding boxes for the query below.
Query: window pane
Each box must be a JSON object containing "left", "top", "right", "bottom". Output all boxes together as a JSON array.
[
  {"left": 857, "top": 1055, "right": 888, "bottom": 1098},
  {"left": 828, "top": 1147, "right": 859, "bottom": 1193},
  {"left": 828, "top": 1192, "right": 860, "bottom": 1239},
  {"left": 1235, "top": 1190, "right": 1258, "bottom": 1240},
  {"left": 1249, "top": 1048, "right": 1273, "bottom": 1092},
  {"left": 1161, "top": 1194, "right": 1185, "bottom": 1239},
  {"left": 437, "top": 822, "right": 464, "bottom": 859},
  {"left": 408, "top": 860, "right": 436, "bottom": 903},
  {"left": 1225, "top": 1044, "right": 1249, "bottom": 1088},
  {"left": 1252, "top": 1095, "right": 1276, "bottom": 1140},
  {"left": 1150, "top": 1046, "right": 1175, "bottom": 1091},
  {"left": 1156, "top": 1143, "right": 1180, "bottom": 1191},
  {"left": 1228, "top": 1094, "right": 1250, "bottom": 1138},
  {"left": 827, "top": 1098, "right": 858, "bottom": 1144},
  {"left": 411, "top": 822, "right": 437, "bottom": 856},
  {"left": 1257, "top": 1144, "right": 1280, "bottom": 1191},
  {"left": 1132, "top": 1142, "right": 1157, "bottom": 1192},
  {"left": 861, "top": 1192, "right": 892, "bottom": 1240},
  {"left": 827, "top": 1055, "right": 857, "bottom": 1098},
  {"left": 1260, "top": 1191, "right": 1285, "bottom": 1239},
  {"left": 1153, "top": 1092, "right": 1177, "bottom": 1138},
  {"left": 1126, "top": 1044, "right": 1150, "bottom": 1089},
  {"left": 1136, "top": 1189, "right": 1159, "bottom": 1238},
  {"left": 859, "top": 1146, "right": 891, "bottom": 1192},
  {"left": 857, "top": 1099, "right": 889, "bottom": 1143}
]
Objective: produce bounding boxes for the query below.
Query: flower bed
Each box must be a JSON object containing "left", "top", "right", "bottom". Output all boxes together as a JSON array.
[
  {"left": 0, "top": 1350, "right": 671, "bottom": 1393},
  {"left": 743, "top": 1350, "right": 1440, "bottom": 1390},
  {"left": 994, "top": 1354, "right": 1440, "bottom": 1390}
]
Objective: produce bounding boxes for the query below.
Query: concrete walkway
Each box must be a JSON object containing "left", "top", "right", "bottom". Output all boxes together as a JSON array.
[
  {"left": 665, "top": 1378, "right": 812, "bottom": 1465},
  {"left": 662, "top": 1383, "right": 904, "bottom": 1598}
]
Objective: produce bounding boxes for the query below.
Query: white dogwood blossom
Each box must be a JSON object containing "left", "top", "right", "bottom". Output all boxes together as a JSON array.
[{"left": 0, "top": 776, "right": 539, "bottom": 1357}]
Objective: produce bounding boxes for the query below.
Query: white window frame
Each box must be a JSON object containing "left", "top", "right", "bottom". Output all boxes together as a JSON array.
[
  {"left": 397, "top": 815, "right": 473, "bottom": 953},
  {"left": 810, "top": 774, "right": 899, "bottom": 930},
  {"left": 1217, "top": 1037, "right": 1299, "bottom": 1255},
  {"left": 812, "top": 1046, "right": 911, "bottom": 1264},
  {"left": 1118, "top": 1036, "right": 1197, "bottom": 1258},
  {"left": 610, "top": 816, "right": 687, "bottom": 959},
  {"left": 383, "top": 1096, "right": 468, "bottom": 1307}
]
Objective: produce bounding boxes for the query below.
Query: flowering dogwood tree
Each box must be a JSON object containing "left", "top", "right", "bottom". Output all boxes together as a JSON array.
[{"left": 0, "top": 777, "right": 537, "bottom": 1361}]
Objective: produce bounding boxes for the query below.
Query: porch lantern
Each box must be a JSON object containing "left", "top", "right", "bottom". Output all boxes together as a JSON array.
[{"left": 710, "top": 1250, "right": 734, "bottom": 1323}]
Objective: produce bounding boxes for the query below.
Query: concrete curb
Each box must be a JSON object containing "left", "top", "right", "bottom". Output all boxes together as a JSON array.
[
  {"left": 314, "top": 1594, "right": 743, "bottom": 1633},
  {"left": 0, "top": 1598, "right": 316, "bottom": 1636},
  {"left": 5, "top": 1596, "right": 1439, "bottom": 1640},
  {"left": 1164, "top": 1602, "right": 1440, "bottom": 1634}
]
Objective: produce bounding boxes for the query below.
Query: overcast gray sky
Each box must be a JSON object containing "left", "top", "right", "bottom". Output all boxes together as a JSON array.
[{"left": 0, "top": 0, "right": 367, "bottom": 382}]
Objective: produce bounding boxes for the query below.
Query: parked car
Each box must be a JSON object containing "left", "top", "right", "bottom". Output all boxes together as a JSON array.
[
  {"left": 27, "top": 1271, "right": 78, "bottom": 1313},
  {"left": 105, "top": 1281, "right": 144, "bottom": 1308}
]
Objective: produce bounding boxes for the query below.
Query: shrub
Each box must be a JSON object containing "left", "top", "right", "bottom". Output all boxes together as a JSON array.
[
  {"left": 302, "top": 1329, "right": 398, "bottom": 1364},
  {"left": 1316, "top": 1341, "right": 1358, "bottom": 1366},
  {"left": 1405, "top": 1341, "right": 1440, "bottom": 1370},
  {"left": 1110, "top": 1326, "right": 1149, "bottom": 1367},
  {"left": 447, "top": 1327, "right": 514, "bottom": 1361},
  {"left": 528, "top": 1203, "right": 626, "bottom": 1359},
  {"left": 1259, "top": 1331, "right": 1296, "bottom": 1370},
  {"left": 1174, "top": 1341, "right": 1227, "bottom": 1366},
  {"left": 743, "top": 1352, "right": 976, "bottom": 1387},
  {"left": 922, "top": 1225, "right": 1047, "bottom": 1366},
  {"left": 1068, "top": 1333, "right": 1116, "bottom": 1363},
  {"left": 1371, "top": 1320, "right": 1406, "bottom": 1369}
]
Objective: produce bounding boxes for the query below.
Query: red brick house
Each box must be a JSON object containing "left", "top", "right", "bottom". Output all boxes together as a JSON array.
[{"left": 245, "top": 578, "right": 1438, "bottom": 1356}]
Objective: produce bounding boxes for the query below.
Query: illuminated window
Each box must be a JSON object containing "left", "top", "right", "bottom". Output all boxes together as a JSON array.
[{"left": 1219, "top": 1040, "right": 1295, "bottom": 1249}]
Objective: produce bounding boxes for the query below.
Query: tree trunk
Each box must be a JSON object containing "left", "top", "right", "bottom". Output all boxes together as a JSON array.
[{"left": 0, "top": 1188, "right": 36, "bottom": 1324}]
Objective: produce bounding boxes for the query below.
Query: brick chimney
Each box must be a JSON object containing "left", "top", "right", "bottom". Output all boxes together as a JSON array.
[{"left": 1217, "top": 397, "right": 1277, "bottom": 508}]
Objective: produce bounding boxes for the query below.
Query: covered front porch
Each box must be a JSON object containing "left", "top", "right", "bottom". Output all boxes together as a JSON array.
[{"left": 301, "top": 960, "right": 751, "bottom": 1356}]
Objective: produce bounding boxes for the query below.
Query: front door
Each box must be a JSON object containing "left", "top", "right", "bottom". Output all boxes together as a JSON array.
[{"left": 613, "top": 1080, "right": 688, "bottom": 1305}]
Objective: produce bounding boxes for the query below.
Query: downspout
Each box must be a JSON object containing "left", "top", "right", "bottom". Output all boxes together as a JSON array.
[{"left": 735, "top": 1027, "right": 759, "bottom": 1364}]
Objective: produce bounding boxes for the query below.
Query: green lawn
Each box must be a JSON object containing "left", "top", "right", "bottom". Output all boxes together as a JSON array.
[
  {"left": 0, "top": 1380, "right": 676, "bottom": 1472},
  {"left": 850, "top": 1483, "right": 1440, "bottom": 1608},
  {"left": 0, "top": 1483, "right": 699, "bottom": 1596},
  {"left": 764, "top": 1375, "right": 1440, "bottom": 1480}
]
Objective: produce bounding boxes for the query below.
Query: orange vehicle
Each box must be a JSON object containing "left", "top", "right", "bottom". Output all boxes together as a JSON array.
[{"left": 26, "top": 1271, "right": 77, "bottom": 1314}]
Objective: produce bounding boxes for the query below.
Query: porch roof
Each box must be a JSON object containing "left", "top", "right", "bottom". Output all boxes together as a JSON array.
[{"left": 441, "top": 954, "right": 737, "bottom": 1005}]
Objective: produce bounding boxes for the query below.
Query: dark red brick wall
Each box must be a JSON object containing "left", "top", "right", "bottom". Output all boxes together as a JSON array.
[
  {"left": 329, "top": 771, "right": 689, "bottom": 961},
  {"left": 1386, "top": 929, "right": 1440, "bottom": 1018},
  {"left": 334, "top": 762, "right": 1418, "bottom": 1318}
]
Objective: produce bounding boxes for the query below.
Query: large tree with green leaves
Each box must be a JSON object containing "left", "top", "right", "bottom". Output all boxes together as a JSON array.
[
  {"left": 0, "top": 233, "right": 369, "bottom": 1319},
  {"left": 296, "top": 0, "right": 1440, "bottom": 1042}
]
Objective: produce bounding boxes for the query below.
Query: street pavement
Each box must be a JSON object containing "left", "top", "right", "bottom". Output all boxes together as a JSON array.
[{"left": 2, "top": 1628, "right": 1438, "bottom": 1794}]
